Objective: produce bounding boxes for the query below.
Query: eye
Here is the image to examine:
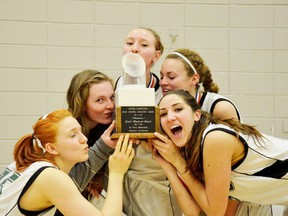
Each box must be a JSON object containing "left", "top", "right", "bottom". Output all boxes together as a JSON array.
[
  {"left": 175, "top": 107, "right": 183, "bottom": 112},
  {"left": 141, "top": 43, "right": 148, "bottom": 47},
  {"left": 160, "top": 112, "right": 167, "bottom": 117},
  {"left": 169, "top": 75, "right": 176, "bottom": 80},
  {"left": 110, "top": 95, "right": 115, "bottom": 101},
  {"left": 126, "top": 41, "right": 133, "bottom": 46},
  {"left": 96, "top": 98, "right": 104, "bottom": 103}
]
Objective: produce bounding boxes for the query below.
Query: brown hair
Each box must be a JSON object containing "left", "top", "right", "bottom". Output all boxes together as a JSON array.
[
  {"left": 66, "top": 70, "right": 113, "bottom": 136},
  {"left": 159, "top": 90, "right": 263, "bottom": 181},
  {"left": 14, "top": 109, "right": 72, "bottom": 172},
  {"left": 166, "top": 49, "right": 219, "bottom": 93}
]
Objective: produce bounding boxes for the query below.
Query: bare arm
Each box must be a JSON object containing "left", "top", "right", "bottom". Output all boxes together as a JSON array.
[
  {"left": 23, "top": 134, "right": 134, "bottom": 216},
  {"left": 152, "top": 133, "right": 202, "bottom": 216},
  {"left": 22, "top": 169, "right": 104, "bottom": 216},
  {"left": 102, "top": 134, "right": 134, "bottom": 215},
  {"left": 213, "top": 100, "right": 240, "bottom": 121},
  {"left": 177, "top": 131, "right": 236, "bottom": 216},
  {"left": 153, "top": 131, "right": 239, "bottom": 216},
  {"left": 213, "top": 99, "right": 241, "bottom": 215}
]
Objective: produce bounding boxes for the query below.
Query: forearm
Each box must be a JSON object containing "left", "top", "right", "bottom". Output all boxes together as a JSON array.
[
  {"left": 173, "top": 158, "right": 221, "bottom": 215},
  {"left": 166, "top": 170, "right": 202, "bottom": 216},
  {"left": 101, "top": 173, "right": 124, "bottom": 216},
  {"left": 69, "top": 138, "right": 114, "bottom": 191},
  {"left": 179, "top": 170, "right": 227, "bottom": 216}
]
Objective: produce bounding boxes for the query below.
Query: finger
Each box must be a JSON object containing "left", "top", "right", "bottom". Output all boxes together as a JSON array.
[
  {"left": 152, "top": 140, "right": 167, "bottom": 153},
  {"left": 151, "top": 138, "right": 165, "bottom": 148},
  {"left": 115, "top": 135, "right": 124, "bottom": 153},
  {"left": 105, "top": 121, "right": 115, "bottom": 134},
  {"left": 154, "top": 132, "right": 169, "bottom": 140},
  {"left": 125, "top": 139, "right": 133, "bottom": 156},
  {"left": 147, "top": 138, "right": 153, "bottom": 151},
  {"left": 120, "top": 134, "right": 129, "bottom": 153},
  {"left": 128, "top": 145, "right": 135, "bottom": 162}
]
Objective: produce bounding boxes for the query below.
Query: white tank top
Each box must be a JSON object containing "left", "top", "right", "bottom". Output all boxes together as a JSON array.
[
  {"left": 200, "top": 92, "right": 243, "bottom": 122},
  {"left": 202, "top": 123, "right": 288, "bottom": 205},
  {"left": 0, "top": 161, "right": 57, "bottom": 216}
]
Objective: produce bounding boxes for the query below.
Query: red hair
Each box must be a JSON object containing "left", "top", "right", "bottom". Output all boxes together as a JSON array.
[{"left": 14, "top": 109, "right": 72, "bottom": 172}]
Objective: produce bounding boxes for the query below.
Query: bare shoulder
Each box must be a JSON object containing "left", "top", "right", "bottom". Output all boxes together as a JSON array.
[
  {"left": 35, "top": 167, "right": 76, "bottom": 189},
  {"left": 213, "top": 100, "right": 239, "bottom": 121},
  {"left": 204, "top": 130, "right": 237, "bottom": 156}
]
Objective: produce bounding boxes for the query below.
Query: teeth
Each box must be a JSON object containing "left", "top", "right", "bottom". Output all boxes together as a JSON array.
[{"left": 171, "top": 125, "right": 179, "bottom": 129}]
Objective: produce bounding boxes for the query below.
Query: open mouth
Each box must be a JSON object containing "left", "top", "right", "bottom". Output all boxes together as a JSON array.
[{"left": 171, "top": 125, "right": 182, "bottom": 136}]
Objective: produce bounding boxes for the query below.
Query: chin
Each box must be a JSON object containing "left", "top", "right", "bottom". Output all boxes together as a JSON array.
[
  {"left": 174, "top": 139, "right": 186, "bottom": 147},
  {"left": 100, "top": 119, "right": 113, "bottom": 125}
]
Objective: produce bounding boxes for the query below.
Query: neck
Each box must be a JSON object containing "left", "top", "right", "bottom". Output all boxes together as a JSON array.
[
  {"left": 54, "top": 158, "right": 74, "bottom": 174},
  {"left": 146, "top": 71, "right": 151, "bottom": 87},
  {"left": 190, "top": 90, "right": 202, "bottom": 103}
]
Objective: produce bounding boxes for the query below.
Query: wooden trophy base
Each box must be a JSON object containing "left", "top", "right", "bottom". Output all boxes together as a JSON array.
[
  {"left": 111, "top": 106, "right": 159, "bottom": 139},
  {"left": 111, "top": 132, "right": 156, "bottom": 139}
]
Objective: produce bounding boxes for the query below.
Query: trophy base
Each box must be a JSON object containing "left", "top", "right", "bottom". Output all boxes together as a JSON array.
[
  {"left": 111, "top": 106, "right": 160, "bottom": 140},
  {"left": 111, "top": 132, "right": 156, "bottom": 139}
]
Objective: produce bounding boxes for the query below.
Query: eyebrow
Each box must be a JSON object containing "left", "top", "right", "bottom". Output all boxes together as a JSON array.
[{"left": 160, "top": 102, "right": 181, "bottom": 111}]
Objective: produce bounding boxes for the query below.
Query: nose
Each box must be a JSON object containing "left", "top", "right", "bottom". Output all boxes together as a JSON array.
[
  {"left": 167, "top": 111, "right": 176, "bottom": 122},
  {"left": 160, "top": 76, "right": 168, "bottom": 86},
  {"left": 106, "top": 99, "right": 115, "bottom": 109},
  {"left": 131, "top": 43, "right": 139, "bottom": 53},
  {"left": 80, "top": 133, "right": 88, "bottom": 144}
]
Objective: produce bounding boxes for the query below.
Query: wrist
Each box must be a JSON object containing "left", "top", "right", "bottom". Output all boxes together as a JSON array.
[
  {"left": 174, "top": 158, "right": 187, "bottom": 174},
  {"left": 108, "top": 172, "right": 125, "bottom": 180}
]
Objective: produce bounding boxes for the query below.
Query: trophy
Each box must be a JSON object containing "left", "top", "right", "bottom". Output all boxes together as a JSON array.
[{"left": 111, "top": 52, "right": 160, "bottom": 139}]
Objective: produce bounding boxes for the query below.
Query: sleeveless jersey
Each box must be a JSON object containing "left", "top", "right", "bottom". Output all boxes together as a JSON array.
[
  {"left": 0, "top": 161, "right": 57, "bottom": 216},
  {"left": 199, "top": 92, "right": 242, "bottom": 122},
  {"left": 202, "top": 123, "right": 288, "bottom": 205}
]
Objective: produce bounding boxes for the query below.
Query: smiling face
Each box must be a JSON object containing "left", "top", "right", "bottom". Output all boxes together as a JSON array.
[
  {"left": 54, "top": 116, "right": 89, "bottom": 166},
  {"left": 85, "top": 81, "right": 115, "bottom": 128},
  {"left": 123, "top": 28, "right": 161, "bottom": 73},
  {"left": 160, "top": 58, "right": 194, "bottom": 96},
  {"left": 159, "top": 94, "right": 201, "bottom": 147}
]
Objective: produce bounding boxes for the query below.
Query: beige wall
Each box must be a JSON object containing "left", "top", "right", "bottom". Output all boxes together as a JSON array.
[{"left": 0, "top": 0, "right": 288, "bottom": 170}]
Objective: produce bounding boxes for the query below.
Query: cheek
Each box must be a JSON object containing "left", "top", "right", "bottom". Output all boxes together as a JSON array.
[
  {"left": 160, "top": 119, "right": 169, "bottom": 133},
  {"left": 86, "top": 105, "right": 102, "bottom": 119},
  {"left": 123, "top": 46, "right": 130, "bottom": 54},
  {"left": 142, "top": 52, "right": 155, "bottom": 63}
]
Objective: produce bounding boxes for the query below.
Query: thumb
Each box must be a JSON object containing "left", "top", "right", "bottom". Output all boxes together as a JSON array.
[{"left": 104, "top": 121, "right": 115, "bottom": 135}]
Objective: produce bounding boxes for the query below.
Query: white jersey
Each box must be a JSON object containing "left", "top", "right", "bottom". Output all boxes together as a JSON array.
[
  {"left": 0, "top": 161, "right": 57, "bottom": 216},
  {"left": 202, "top": 123, "right": 288, "bottom": 205},
  {"left": 200, "top": 92, "right": 242, "bottom": 122}
]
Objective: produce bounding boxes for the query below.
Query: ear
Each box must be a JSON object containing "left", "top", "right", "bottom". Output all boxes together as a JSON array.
[
  {"left": 190, "top": 73, "right": 200, "bottom": 87},
  {"left": 152, "top": 50, "right": 161, "bottom": 63},
  {"left": 194, "top": 109, "right": 201, "bottom": 122},
  {"left": 45, "top": 143, "right": 59, "bottom": 155}
]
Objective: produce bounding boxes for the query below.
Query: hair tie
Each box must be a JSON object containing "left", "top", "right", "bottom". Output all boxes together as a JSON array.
[
  {"left": 42, "top": 113, "right": 48, "bottom": 119},
  {"left": 171, "top": 52, "right": 198, "bottom": 75},
  {"left": 32, "top": 134, "right": 46, "bottom": 153}
]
